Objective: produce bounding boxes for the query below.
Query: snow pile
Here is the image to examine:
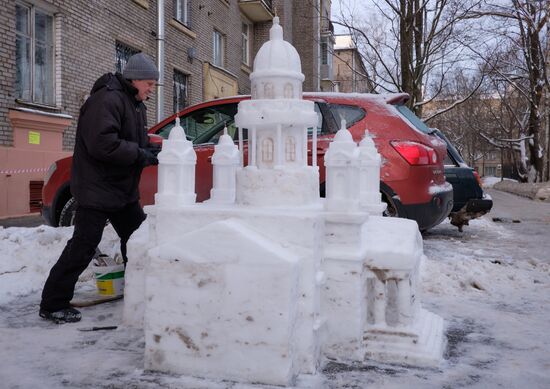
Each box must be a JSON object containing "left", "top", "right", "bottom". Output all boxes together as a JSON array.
[
  {"left": 0, "top": 224, "right": 121, "bottom": 305},
  {"left": 481, "top": 176, "right": 504, "bottom": 188},
  {"left": 422, "top": 218, "right": 550, "bottom": 298}
]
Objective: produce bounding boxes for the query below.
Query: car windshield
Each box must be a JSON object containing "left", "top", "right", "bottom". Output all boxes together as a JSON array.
[
  {"left": 188, "top": 102, "right": 327, "bottom": 145},
  {"left": 394, "top": 105, "right": 432, "bottom": 135},
  {"left": 156, "top": 104, "right": 239, "bottom": 142}
]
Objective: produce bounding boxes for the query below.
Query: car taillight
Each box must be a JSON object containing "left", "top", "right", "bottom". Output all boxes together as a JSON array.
[
  {"left": 390, "top": 141, "right": 438, "bottom": 165},
  {"left": 473, "top": 170, "right": 483, "bottom": 188}
]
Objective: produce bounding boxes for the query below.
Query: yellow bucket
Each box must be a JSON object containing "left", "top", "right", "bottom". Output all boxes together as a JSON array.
[{"left": 91, "top": 263, "right": 125, "bottom": 297}]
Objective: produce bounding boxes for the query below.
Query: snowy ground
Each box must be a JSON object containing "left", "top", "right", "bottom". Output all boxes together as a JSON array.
[{"left": 1, "top": 190, "right": 549, "bottom": 388}]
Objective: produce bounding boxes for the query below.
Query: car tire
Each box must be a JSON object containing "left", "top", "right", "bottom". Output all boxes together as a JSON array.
[
  {"left": 58, "top": 197, "right": 77, "bottom": 227},
  {"left": 382, "top": 193, "right": 399, "bottom": 218}
]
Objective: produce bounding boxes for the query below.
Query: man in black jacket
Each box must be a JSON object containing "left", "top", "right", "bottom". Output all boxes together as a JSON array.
[{"left": 40, "top": 53, "right": 160, "bottom": 323}]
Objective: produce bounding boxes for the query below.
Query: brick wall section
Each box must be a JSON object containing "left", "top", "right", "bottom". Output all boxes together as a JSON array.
[
  {"left": 293, "top": 0, "right": 319, "bottom": 92},
  {"left": 0, "top": 0, "right": 324, "bottom": 151},
  {"left": 57, "top": 0, "right": 159, "bottom": 148},
  {"left": 0, "top": 0, "right": 16, "bottom": 146}
]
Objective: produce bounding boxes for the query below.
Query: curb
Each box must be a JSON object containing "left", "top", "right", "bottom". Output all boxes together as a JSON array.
[{"left": 492, "top": 181, "right": 550, "bottom": 202}]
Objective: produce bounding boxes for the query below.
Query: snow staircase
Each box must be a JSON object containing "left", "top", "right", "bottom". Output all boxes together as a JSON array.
[{"left": 363, "top": 308, "right": 446, "bottom": 367}]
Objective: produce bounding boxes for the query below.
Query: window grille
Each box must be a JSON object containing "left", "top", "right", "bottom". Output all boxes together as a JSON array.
[
  {"left": 173, "top": 70, "right": 188, "bottom": 113},
  {"left": 115, "top": 42, "right": 139, "bottom": 73}
]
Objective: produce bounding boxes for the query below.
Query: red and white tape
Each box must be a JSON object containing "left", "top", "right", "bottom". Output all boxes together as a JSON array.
[{"left": 0, "top": 167, "right": 48, "bottom": 175}]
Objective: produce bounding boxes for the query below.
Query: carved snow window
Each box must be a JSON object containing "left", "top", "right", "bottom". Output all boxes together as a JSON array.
[
  {"left": 264, "top": 82, "right": 274, "bottom": 99},
  {"left": 284, "top": 83, "right": 293, "bottom": 98},
  {"left": 285, "top": 136, "right": 296, "bottom": 162},
  {"left": 261, "top": 138, "right": 274, "bottom": 162}
]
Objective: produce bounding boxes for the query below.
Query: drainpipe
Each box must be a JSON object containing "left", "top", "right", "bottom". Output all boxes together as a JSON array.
[{"left": 156, "top": 0, "right": 165, "bottom": 122}]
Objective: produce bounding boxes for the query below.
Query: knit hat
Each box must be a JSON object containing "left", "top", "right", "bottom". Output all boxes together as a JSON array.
[{"left": 123, "top": 53, "right": 159, "bottom": 80}]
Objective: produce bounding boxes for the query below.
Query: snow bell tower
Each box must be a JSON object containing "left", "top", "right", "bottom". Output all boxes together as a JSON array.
[{"left": 234, "top": 16, "right": 320, "bottom": 207}]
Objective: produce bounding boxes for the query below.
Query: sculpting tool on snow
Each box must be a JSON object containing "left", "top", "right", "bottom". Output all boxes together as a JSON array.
[
  {"left": 77, "top": 326, "right": 118, "bottom": 331},
  {"left": 70, "top": 295, "right": 123, "bottom": 307}
]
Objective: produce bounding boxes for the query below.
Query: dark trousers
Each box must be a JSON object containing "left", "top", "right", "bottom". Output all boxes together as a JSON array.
[{"left": 40, "top": 201, "right": 146, "bottom": 311}]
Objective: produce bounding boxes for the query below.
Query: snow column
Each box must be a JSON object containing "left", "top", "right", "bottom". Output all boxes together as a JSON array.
[
  {"left": 322, "top": 119, "right": 369, "bottom": 361},
  {"left": 209, "top": 127, "right": 240, "bottom": 204},
  {"left": 155, "top": 117, "right": 197, "bottom": 206},
  {"left": 358, "top": 130, "right": 386, "bottom": 214},
  {"left": 324, "top": 120, "right": 360, "bottom": 212}
]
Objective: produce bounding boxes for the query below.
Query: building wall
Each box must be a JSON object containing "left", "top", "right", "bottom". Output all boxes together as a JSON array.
[
  {"left": 333, "top": 48, "right": 371, "bottom": 93},
  {"left": 0, "top": 1, "right": 16, "bottom": 146},
  {"left": 0, "top": 0, "right": 329, "bottom": 218},
  {"left": 293, "top": 0, "right": 320, "bottom": 92}
]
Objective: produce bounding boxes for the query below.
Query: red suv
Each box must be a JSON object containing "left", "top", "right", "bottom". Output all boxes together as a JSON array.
[{"left": 41, "top": 93, "right": 453, "bottom": 231}]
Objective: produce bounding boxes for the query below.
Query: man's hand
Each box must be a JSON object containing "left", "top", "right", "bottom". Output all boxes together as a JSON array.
[
  {"left": 147, "top": 142, "right": 162, "bottom": 156},
  {"left": 137, "top": 148, "right": 159, "bottom": 167}
]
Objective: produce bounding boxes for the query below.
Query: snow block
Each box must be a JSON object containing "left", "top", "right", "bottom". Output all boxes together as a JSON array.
[
  {"left": 123, "top": 219, "right": 154, "bottom": 328},
  {"left": 321, "top": 254, "right": 367, "bottom": 361},
  {"left": 144, "top": 219, "right": 302, "bottom": 386}
]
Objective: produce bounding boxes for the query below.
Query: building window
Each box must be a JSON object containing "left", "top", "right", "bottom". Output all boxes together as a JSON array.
[
  {"left": 320, "top": 36, "right": 332, "bottom": 67},
  {"left": 484, "top": 166, "right": 497, "bottom": 177},
  {"left": 213, "top": 30, "right": 225, "bottom": 68},
  {"left": 174, "top": 0, "right": 190, "bottom": 27},
  {"left": 115, "top": 42, "right": 140, "bottom": 73},
  {"left": 15, "top": 2, "right": 55, "bottom": 105},
  {"left": 173, "top": 70, "right": 188, "bottom": 113},
  {"left": 242, "top": 22, "right": 250, "bottom": 66}
]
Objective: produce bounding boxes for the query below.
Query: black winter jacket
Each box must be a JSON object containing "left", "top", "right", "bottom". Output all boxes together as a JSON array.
[{"left": 70, "top": 73, "right": 149, "bottom": 210}]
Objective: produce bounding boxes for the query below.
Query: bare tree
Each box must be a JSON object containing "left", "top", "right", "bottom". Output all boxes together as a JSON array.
[
  {"left": 332, "top": 0, "right": 485, "bottom": 116},
  {"left": 467, "top": 0, "right": 549, "bottom": 182}
]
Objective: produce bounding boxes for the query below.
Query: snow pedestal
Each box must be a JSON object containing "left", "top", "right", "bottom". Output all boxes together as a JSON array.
[{"left": 362, "top": 216, "right": 446, "bottom": 366}]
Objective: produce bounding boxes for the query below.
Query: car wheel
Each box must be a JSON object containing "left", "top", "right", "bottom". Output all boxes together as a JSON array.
[
  {"left": 58, "top": 197, "right": 77, "bottom": 226},
  {"left": 382, "top": 193, "right": 399, "bottom": 218}
]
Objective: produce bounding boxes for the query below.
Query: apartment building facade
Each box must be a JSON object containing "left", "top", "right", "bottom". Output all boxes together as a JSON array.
[
  {"left": 332, "top": 35, "right": 372, "bottom": 93},
  {"left": 0, "top": 0, "right": 334, "bottom": 218}
]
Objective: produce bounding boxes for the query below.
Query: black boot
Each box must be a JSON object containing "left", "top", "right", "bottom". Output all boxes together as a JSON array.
[{"left": 39, "top": 307, "right": 82, "bottom": 324}]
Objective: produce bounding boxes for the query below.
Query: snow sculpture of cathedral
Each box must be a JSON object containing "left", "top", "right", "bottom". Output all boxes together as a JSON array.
[{"left": 124, "top": 17, "right": 445, "bottom": 387}]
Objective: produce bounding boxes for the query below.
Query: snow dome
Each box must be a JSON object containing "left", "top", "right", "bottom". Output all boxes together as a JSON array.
[{"left": 250, "top": 16, "right": 304, "bottom": 100}]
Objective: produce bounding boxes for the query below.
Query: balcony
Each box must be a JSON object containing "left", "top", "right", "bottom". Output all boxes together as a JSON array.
[{"left": 239, "top": 0, "right": 274, "bottom": 23}]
